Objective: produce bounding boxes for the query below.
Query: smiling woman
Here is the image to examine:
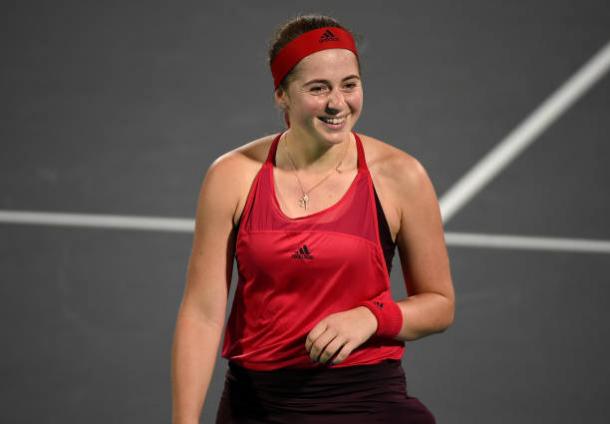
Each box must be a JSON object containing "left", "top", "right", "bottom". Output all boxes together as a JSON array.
[
  {"left": 171, "top": 13, "right": 454, "bottom": 424},
  {"left": 271, "top": 27, "right": 362, "bottom": 150}
]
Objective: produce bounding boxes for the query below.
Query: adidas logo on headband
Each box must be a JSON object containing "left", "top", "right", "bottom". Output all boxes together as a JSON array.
[
  {"left": 319, "top": 29, "right": 339, "bottom": 43},
  {"left": 271, "top": 26, "right": 357, "bottom": 90}
]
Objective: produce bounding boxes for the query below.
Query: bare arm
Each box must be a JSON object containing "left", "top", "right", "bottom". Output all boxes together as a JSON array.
[
  {"left": 393, "top": 155, "right": 456, "bottom": 341},
  {"left": 304, "top": 152, "right": 455, "bottom": 365},
  {"left": 171, "top": 152, "right": 241, "bottom": 424}
]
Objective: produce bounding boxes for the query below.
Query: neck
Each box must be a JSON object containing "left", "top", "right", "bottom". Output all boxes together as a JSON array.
[{"left": 280, "top": 128, "right": 352, "bottom": 173}]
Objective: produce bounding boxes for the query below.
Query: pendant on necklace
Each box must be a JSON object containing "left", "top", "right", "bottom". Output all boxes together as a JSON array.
[{"left": 299, "top": 193, "right": 309, "bottom": 210}]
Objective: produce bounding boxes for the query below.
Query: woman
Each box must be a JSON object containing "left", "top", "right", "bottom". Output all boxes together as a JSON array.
[{"left": 172, "top": 14, "right": 455, "bottom": 424}]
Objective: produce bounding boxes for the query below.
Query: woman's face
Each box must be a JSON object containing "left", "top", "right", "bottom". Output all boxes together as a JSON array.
[{"left": 276, "top": 48, "right": 363, "bottom": 145}]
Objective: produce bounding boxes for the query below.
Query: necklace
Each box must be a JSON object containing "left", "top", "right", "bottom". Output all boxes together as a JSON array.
[{"left": 282, "top": 132, "right": 350, "bottom": 210}]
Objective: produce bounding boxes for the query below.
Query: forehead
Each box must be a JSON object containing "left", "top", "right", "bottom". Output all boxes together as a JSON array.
[{"left": 294, "top": 49, "right": 360, "bottom": 80}]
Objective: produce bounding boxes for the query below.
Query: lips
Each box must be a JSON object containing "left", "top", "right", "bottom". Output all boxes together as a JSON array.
[{"left": 319, "top": 115, "right": 347, "bottom": 125}]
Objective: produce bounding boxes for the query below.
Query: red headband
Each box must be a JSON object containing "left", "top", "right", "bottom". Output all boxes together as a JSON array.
[{"left": 270, "top": 26, "right": 358, "bottom": 91}]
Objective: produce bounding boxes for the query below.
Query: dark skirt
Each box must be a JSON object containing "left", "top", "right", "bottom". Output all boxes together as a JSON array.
[{"left": 215, "top": 359, "right": 436, "bottom": 424}]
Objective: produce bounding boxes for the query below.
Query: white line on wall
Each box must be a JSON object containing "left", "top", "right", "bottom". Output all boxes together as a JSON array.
[
  {"left": 0, "top": 210, "right": 194, "bottom": 233},
  {"left": 439, "top": 40, "right": 610, "bottom": 223},
  {"left": 2, "top": 209, "right": 609, "bottom": 254},
  {"left": 445, "top": 232, "right": 610, "bottom": 254}
]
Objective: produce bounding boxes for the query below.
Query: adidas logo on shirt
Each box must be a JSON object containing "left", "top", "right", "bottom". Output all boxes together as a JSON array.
[
  {"left": 319, "top": 29, "right": 339, "bottom": 43},
  {"left": 291, "top": 244, "right": 314, "bottom": 260}
]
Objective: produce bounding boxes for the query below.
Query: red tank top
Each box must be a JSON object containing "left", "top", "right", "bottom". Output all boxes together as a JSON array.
[{"left": 221, "top": 131, "right": 405, "bottom": 370}]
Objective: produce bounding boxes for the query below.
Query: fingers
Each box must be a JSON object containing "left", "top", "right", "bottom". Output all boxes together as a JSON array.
[
  {"left": 319, "top": 337, "right": 349, "bottom": 364},
  {"left": 305, "top": 322, "right": 327, "bottom": 353},
  {"left": 307, "top": 329, "right": 338, "bottom": 363},
  {"left": 330, "top": 341, "right": 354, "bottom": 365},
  {"left": 307, "top": 332, "right": 352, "bottom": 364},
  {"left": 305, "top": 309, "right": 369, "bottom": 365}
]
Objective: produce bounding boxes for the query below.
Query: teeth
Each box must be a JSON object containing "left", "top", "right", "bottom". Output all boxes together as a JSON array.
[{"left": 320, "top": 116, "right": 346, "bottom": 125}]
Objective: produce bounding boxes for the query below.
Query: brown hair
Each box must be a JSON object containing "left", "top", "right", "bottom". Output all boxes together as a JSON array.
[{"left": 268, "top": 14, "right": 363, "bottom": 92}]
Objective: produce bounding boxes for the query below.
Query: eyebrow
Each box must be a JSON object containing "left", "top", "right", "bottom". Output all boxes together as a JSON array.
[{"left": 303, "top": 75, "right": 361, "bottom": 86}]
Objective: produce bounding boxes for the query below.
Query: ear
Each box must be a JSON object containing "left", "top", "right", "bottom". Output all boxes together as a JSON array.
[{"left": 274, "top": 87, "right": 290, "bottom": 111}]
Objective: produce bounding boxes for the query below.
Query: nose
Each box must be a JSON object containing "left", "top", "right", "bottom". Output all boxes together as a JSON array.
[{"left": 326, "top": 88, "right": 346, "bottom": 112}]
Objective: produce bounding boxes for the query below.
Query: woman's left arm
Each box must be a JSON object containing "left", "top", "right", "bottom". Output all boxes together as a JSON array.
[
  {"left": 304, "top": 153, "right": 456, "bottom": 364},
  {"left": 391, "top": 154, "right": 455, "bottom": 342}
]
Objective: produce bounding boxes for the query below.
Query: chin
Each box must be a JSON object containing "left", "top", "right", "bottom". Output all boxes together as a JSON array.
[{"left": 316, "top": 130, "right": 349, "bottom": 144}]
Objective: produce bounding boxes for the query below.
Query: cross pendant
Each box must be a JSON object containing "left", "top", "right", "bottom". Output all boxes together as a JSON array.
[{"left": 299, "top": 193, "right": 309, "bottom": 210}]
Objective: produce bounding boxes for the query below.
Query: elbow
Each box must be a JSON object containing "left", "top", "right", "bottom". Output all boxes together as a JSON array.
[{"left": 438, "top": 296, "right": 455, "bottom": 333}]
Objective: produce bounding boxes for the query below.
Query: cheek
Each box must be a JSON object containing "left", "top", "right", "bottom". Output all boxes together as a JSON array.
[
  {"left": 348, "top": 93, "right": 363, "bottom": 110},
  {"left": 300, "top": 98, "right": 326, "bottom": 114}
]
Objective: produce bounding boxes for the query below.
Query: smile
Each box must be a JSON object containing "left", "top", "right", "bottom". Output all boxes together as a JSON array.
[{"left": 319, "top": 116, "right": 347, "bottom": 125}]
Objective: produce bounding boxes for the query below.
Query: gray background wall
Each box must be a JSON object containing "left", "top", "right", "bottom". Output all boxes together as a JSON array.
[{"left": 2, "top": 1, "right": 609, "bottom": 422}]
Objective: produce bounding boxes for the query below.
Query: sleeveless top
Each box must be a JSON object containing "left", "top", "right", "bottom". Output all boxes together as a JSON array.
[{"left": 221, "top": 131, "right": 404, "bottom": 371}]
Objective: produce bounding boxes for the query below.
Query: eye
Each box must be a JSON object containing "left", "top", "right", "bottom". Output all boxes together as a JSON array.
[
  {"left": 344, "top": 82, "right": 358, "bottom": 89},
  {"left": 310, "top": 85, "right": 328, "bottom": 93}
]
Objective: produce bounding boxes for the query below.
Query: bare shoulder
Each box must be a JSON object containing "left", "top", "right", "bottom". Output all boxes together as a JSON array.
[
  {"left": 359, "top": 132, "right": 442, "bottom": 236},
  {"left": 357, "top": 133, "right": 423, "bottom": 181},
  {"left": 208, "top": 133, "right": 278, "bottom": 226},
  {"left": 357, "top": 133, "right": 428, "bottom": 240}
]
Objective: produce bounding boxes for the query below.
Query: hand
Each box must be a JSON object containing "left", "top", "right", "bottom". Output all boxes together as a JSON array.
[{"left": 305, "top": 306, "right": 378, "bottom": 365}]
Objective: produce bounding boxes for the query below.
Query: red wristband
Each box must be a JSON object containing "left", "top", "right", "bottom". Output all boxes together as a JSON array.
[{"left": 357, "top": 297, "right": 403, "bottom": 338}]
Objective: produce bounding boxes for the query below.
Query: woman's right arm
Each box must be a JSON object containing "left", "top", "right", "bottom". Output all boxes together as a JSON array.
[{"left": 171, "top": 152, "right": 242, "bottom": 424}]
